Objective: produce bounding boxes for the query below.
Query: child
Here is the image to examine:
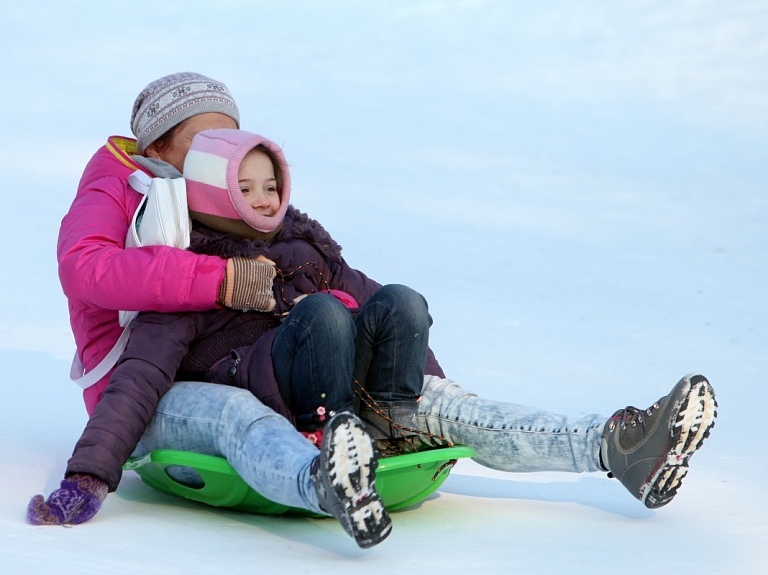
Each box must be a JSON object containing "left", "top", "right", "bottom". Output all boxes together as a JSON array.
[{"left": 27, "top": 129, "right": 439, "bottom": 549}]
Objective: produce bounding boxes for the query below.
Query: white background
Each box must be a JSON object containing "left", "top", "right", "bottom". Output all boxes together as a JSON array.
[{"left": 1, "top": 1, "right": 766, "bottom": 573}]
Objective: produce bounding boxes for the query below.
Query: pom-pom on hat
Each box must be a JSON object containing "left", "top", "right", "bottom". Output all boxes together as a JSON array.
[
  {"left": 131, "top": 72, "right": 240, "bottom": 153},
  {"left": 184, "top": 129, "right": 291, "bottom": 238}
]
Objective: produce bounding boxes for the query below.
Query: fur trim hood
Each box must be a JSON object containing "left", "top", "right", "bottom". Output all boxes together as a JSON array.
[{"left": 188, "top": 205, "right": 343, "bottom": 263}]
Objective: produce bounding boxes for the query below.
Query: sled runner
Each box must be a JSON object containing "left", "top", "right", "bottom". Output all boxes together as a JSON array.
[{"left": 124, "top": 446, "right": 475, "bottom": 515}]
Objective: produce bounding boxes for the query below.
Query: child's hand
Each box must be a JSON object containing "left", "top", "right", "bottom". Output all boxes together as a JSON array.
[{"left": 27, "top": 473, "right": 108, "bottom": 525}]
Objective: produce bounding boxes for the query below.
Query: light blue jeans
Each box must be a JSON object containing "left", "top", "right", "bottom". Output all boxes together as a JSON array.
[
  {"left": 417, "top": 375, "right": 607, "bottom": 473},
  {"left": 131, "top": 376, "right": 608, "bottom": 516},
  {"left": 132, "top": 381, "right": 325, "bottom": 514}
]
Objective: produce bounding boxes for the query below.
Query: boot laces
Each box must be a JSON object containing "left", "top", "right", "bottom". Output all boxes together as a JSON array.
[{"left": 608, "top": 401, "right": 661, "bottom": 432}]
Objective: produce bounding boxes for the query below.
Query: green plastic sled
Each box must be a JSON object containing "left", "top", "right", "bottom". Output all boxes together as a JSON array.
[{"left": 124, "top": 446, "right": 475, "bottom": 515}]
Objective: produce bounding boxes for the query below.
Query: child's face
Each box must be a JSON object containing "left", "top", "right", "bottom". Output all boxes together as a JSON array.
[{"left": 238, "top": 150, "right": 280, "bottom": 217}]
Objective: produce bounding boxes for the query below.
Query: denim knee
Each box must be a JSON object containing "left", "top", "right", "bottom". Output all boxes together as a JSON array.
[
  {"left": 369, "top": 284, "right": 432, "bottom": 329},
  {"left": 295, "top": 292, "right": 354, "bottom": 336}
]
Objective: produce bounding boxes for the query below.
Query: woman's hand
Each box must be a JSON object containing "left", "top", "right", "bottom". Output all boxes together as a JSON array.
[
  {"left": 27, "top": 473, "right": 108, "bottom": 525},
  {"left": 255, "top": 255, "right": 276, "bottom": 266},
  {"left": 218, "top": 257, "right": 277, "bottom": 312}
]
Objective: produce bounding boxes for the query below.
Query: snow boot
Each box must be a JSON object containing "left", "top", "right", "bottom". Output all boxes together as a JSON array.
[
  {"left": 360, "top": 401, "right": 422, "bottom": 457},
  {"left": 601, "top": 373, "right": 717, "bottom": 509},
  {"left": 359, "top": 401, "right": 419, "bottom": 440},
  {"left": 310, "top": 412, "right": 392, "bottom": 548}
]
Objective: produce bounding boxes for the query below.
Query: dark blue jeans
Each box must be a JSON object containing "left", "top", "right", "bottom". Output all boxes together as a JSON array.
[{"left": 271, "top": 284, "right": 432, "bottom": 433}]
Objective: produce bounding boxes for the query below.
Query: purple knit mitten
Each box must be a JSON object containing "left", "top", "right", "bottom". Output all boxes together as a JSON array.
[{"left": 27, "top": 473, "right": 108, "bottom": 525}]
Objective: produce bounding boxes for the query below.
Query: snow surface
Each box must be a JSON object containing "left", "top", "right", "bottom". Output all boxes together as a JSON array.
[{"left": 1, "top": 2, "right": 766, "bottom": 573}]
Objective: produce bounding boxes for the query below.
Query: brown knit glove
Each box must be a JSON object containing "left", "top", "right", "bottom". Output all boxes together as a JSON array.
[{"left": 218, "top": 257, "right": 277, "bottom": 312}]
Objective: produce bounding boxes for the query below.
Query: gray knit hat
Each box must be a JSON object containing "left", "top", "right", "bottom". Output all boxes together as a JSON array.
[{"left": 130, "top": 72, "right": 240, "bottom": 153}]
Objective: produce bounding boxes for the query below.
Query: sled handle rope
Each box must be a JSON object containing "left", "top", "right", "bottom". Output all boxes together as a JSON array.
[
  {"left": 352, "top": 378, "right": 455, "bottom": 449},
  {"left": 275, "top": 261, "right": 333, "bottom": 308}
]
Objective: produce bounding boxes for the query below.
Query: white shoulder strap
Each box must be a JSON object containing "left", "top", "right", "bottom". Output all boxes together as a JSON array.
[
  {"left": 69, "top": 324, "right": 132, "bottom": 390},
  {"left": 120, "top": 171, "right": 190, "bottom": 326},
  {"left": 128, "top": 169, "right": 152, "bottom": 194},
  {"left": 119, "top": 171, "right": 152, "bottom": 324},
  {"left": 70, "top": 171, "right": 189, "bottom": 390},
  {"left": 125, "top": 170, "right": 151, "bottom": 250}
]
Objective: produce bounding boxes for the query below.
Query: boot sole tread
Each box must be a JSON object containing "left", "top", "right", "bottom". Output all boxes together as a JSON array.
[
  {"left": 324, "top": 415, "right": 392, "bottom": 548},
  {"left": 643, "top": 376, "right": 717, "bottom": 508}
]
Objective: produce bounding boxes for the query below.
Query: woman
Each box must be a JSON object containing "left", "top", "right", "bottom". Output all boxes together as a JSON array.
[{"left": 33, "top": 73, "right": 393, "bottom": 549}]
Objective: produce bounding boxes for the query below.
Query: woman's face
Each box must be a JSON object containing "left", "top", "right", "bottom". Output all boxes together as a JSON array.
[
  {"left": 238, "top": 150, "right": 280, "bottom": 216},
  {"left": 146, "top": 112, "right": 237, "bottom": 172}
]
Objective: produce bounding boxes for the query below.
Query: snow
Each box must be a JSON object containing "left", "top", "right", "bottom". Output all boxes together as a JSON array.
[{"left": 1, "top": 1, "right": 766, "bottom": 573}]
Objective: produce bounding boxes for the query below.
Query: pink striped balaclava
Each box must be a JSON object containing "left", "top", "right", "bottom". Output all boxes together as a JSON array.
[{"left": 183, "top": 129, "right": 291, "bottom": 238}]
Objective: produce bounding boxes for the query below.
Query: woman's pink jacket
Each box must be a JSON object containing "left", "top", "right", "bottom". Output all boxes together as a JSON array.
[{"left": 57, "top": 137, "right": 227, "bottom": 415}]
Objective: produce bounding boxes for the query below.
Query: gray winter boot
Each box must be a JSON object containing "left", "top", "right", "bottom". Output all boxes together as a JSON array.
[
  {"left": 601, "top": 374, "right": 717, "bottom": 509},
  {"left": 310, "top": 412, "right": 392, "bottom": 548},
  {"left": 359, "top": 401, "right": 419, "bottom": 439},
  {"left": 359, "top": 401, "right": 421, "bottom": 457}
]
